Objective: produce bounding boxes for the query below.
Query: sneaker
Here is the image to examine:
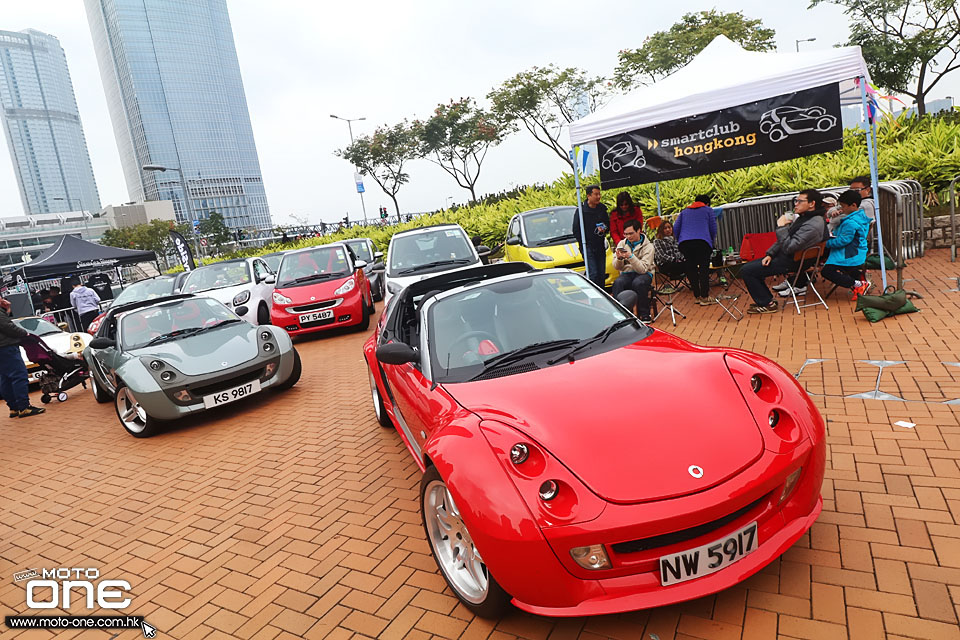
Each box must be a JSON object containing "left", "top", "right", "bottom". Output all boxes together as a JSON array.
[
  {"left": 747, "top": 301, "right": 779, "bottom": 314},
  {"left": 778, "top": 285, "right": 807, "bottom": 298},
  {"left": 698, "top": 297, "right": 718, "bottom": 305},
  {"left": 9, "top": 410, "right": 17, "bottom": 418},
  {"left": 640, "top": 314, "right": 652, "bottom": 323},
  {"left": 659, "top": 285, "right": 678, "bottom": 295},
  {"left": 772, "top": 281, "right": 791, "bottom": 292},
  {"left": 18, "top": 406, "right": 45, "bottom": 418},
  {"left": 852, "top": 281, "right": 872, "bottom": 300}
]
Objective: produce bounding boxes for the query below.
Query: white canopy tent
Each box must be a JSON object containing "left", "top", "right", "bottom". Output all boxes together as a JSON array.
[{"left": 568, "top": 36, "right": 887, "bottom": 288}]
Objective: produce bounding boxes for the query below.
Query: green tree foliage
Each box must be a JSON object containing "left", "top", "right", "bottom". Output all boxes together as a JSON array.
[
  {"left": 811, "top": 0, "right": 959, "bottom": 116},
  {"left": 614, "top": 10, "right": 776, "bottom": 89},
  {"left": 488, "top": 65, "right": 609, "bottom": 171},
  {"left": 100, "top": 219, "right": 194, "bottom": 265},
  {"left": 336, "top": 122, "right": 418, "bottom": 216},
  {"left": 198, "top": 211, "right": 232, "bottom": 251},
  {"left": 413, "top": 98, "right": 507, "bottom": 202}
]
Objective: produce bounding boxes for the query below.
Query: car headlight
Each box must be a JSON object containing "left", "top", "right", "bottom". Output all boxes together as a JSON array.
[
  {"left": 272, "top": 291, "right": 292, "bottom": 305},
  {"left": 233, "top": 290, "right": 251, "bottom": 306},
  {"left": 528, "top": 251, "right": 553, "bottom": 262},
  {"left": 334, "top": 279, "right": 356, "bottom": 296},
  {"left": 386, "top": 281, "right": 403, "bottom": 294}
]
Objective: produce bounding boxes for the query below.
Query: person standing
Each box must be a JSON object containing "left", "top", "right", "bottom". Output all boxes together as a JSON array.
[
  {"left": 673, "top": 195, "right": 717, "bottom": 305},
  {"left": 572, "top": 185, "right": 610, "bottom": 287},
  {"left": 70, "top": 279, "right": 102, "bottom": 330},
  {"left": 0, "top": 297, "right": 45, "bottom": 418},
  {"left": 609, "top": 192, "right": 644, "bottom": 245},
  {"left": 612, "top": 219, "right": 655, "bottom": 321}
]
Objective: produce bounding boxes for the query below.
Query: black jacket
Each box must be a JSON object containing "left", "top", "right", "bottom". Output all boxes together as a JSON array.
[
  {"left": 0, "top": 309, "right": 27, "bottom": 349},
  {"left": 572, "top": 203, "right": 610, "bottom": 252},
  {"left": 766, "top": 209, "right": 828, "bottom": 259}
]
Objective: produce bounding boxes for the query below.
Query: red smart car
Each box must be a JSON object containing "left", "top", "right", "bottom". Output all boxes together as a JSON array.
[
  {"left": 365, "top": 263, "right": 825, "bottom": 617},
  {"left": 271, "top": 243, "right": 374, "bottom": 335}
]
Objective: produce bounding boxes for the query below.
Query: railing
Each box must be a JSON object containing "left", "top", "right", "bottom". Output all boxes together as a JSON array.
[{"left": 951, "top": 175, "right": 959, "bottom": 262}]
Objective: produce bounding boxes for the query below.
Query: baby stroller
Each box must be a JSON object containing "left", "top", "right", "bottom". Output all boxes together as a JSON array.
[{"left": 20, "top": 334, "right": 89, "bottom": 404}]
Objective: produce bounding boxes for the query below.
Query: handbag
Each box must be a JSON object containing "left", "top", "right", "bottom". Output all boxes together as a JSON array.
[{"left": 855, "top": 286, "right": 919, "bottom": 322}]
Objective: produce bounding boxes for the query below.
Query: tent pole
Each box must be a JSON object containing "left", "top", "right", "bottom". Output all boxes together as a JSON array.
[
  {"left": 656, "top": 182, "right": 662, "bottom": 216},
  {"left": 571, "top": 146, "right": 591, "bottom": 283},
  {"left": 859, "top": 76, "right": 887, "bottom": 290}
]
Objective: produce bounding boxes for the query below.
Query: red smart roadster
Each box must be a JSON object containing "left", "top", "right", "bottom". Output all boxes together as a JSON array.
[{"left": 364, "top": 263, "right": 825, "bottom": 617}]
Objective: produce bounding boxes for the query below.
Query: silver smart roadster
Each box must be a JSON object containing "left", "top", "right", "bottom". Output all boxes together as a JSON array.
[{"left": 84, "top": 295, "right": 301, "bottom": 437}]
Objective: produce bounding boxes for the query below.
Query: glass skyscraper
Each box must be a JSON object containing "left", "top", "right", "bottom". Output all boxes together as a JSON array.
[
  {"left": 0, "top": 29, "right": 101, "bottom": 217},
  {"left": 84, "top": 0, "right": 272, "bottom": 231}
]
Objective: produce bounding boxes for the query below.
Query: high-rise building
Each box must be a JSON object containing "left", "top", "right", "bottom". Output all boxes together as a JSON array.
[
  {"left": 0, "top": 29, "right": 101, "bottom": 218},
  {"left": 84, "top": 0, "right": 272, "bottom": 231}
]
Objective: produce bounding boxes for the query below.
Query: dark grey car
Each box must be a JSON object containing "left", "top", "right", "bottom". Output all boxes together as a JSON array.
[{"left": 344, "top": 238, "right": 385, "bottom": 301}]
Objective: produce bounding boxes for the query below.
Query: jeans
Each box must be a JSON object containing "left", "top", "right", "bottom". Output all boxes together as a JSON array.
[
  {"left": 583, "top": 245, "right": 607, "bottom": 288},
  {"left": 822, "top": 264, "right": 862, "bottom": 289},
  {"left": 80, "top": 310, "right": 98, "bottom": 330},
  {"left": 612, "top": 272, "right": 653, "bottom": 316},
  {"left": 739, "top": 256, "right": 796, "bottom": 306},
  {"left": 678, "top": 239, "right": 712, "bottom": 298},
  {"left": 0, "top": 344, "right": 29, "bottom": 411}
]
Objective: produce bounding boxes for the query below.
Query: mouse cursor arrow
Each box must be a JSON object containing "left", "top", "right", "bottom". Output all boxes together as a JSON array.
[{"left": 141, "top": 620, "right": 157, "bottom": 638}]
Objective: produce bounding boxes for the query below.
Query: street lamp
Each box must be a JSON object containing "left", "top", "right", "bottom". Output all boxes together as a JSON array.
[
  {"left": 53, "top": 196, "right": 89, "bottom": 238},
  {"left": 331, "top": 114, "right": 369, "bottom": 223},
  {"left": 795, "top": 38, "right": 816, "bottom": 52},
  {"left": 142, "top": 163, "right": 201, "bottom": 257}
]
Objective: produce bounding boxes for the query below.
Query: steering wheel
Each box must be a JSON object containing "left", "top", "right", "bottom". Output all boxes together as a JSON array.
[{"left": 448, "top": 331, "right": 500, "bottom": 357}]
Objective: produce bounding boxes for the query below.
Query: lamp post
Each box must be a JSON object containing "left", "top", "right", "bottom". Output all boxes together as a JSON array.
[
  {"left": 53, "top": 196, "right": 89, "bottom": 238},
  {"left": 795, "top": 38, "right": 816, "bottom": 52},
  {"left": 331, "top": 114, "right": 369, "bottom": 223},
  {"left": 142, "top": 163, "right": 201, "bottom": 258}
]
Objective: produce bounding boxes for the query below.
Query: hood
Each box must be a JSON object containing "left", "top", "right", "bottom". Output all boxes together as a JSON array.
[
  {"left": 524, "top": 242, "right": 583, "bottom": 264},
  {"left": 129, "top": 324, "right": 259, "bottom": 375},
  {"left": 445, "top": 332, "right": 764, "bottom": 504},
  {"left": 388, "top": 260, "right": 481, "bottom": 290},
  {"left": 276, "top": 276, "right": 351, "bottom": 301}
]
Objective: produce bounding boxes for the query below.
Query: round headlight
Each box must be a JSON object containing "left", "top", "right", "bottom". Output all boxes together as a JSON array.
[
  {"left": 769, "top": 410, "right": 780, "bottom": 428},
  {"left": 160, "top": 371, "right": 175, "bottom": 382},
  {"left": 539, "top": 480, "right": 559, "bottom": 501},
  {"left": 263, "top": 342, "right": 274, "bottom": 352},
  {"left": 260, "top": 331, "right": 271, "bottom": 340},
  {"left": 509, "top": 443, "right": 529, "bottom": 465},
  {"left": 750, "top": 375, "right": 762, "bottom": 393},
  {"left": 149, "top": 360, "right": 163, "bottom": 371}
]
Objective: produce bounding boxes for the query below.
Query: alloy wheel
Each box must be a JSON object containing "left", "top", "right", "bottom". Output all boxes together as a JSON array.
[
  {"left": 115, "top": 387, "right": 148, "bottom": 434},
  {"left": 423, "top": 480, "right": 489, "bottom": 604}
]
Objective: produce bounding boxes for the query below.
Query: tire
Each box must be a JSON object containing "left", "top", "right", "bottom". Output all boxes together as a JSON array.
[
  {"left": 57, "top": 392, "right": 68, "bottom": 402},
  {"left": 257, "top": 302, "right": 271, "bottom": 325},
  {"left": 40, "top": 394, "right": 51, "bottom": 404},
  {"left": 356, "top": 300, "right": 371, "bottom": 331},
  {"left": 369, "top": 369, "right": 392, "bottom": 428},
  {"left": 91, "top": 372, "right": 111, "bottom": 404},
  {"left": 420, "top": 466, "right": 509, "bottom": 618},
  {"left": 273, "top": 349, "right": 301, "bottom": 391},
  {"left": 114, "top": 384, "right": 159, "bottom": 438},
  {"left": 373, "top": 278, "right": 384, "bottom": 302}
]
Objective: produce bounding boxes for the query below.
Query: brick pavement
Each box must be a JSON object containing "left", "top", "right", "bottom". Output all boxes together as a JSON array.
[{"left": 1, "top": 249, "right": 959, "bottom": 639}]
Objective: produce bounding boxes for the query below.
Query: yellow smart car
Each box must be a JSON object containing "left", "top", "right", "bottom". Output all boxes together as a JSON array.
[{"left": 503, "top": 206, "right": 617, "bottom": 287}]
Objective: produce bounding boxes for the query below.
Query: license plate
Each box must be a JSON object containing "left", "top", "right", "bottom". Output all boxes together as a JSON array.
[
  {"left": 203, "top": 379, "right": 262, "bottom": 409},
  {"left": 299, "top": 310, "right": 333, "bottom": 323},
  {"left": 659, "top": 521, "right": 758, "bottom": 586}
]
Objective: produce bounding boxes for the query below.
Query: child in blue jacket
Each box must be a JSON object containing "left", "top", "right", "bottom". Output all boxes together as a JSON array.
[{"left": 822, "top": 189, "right": 872, "bottom": 298}]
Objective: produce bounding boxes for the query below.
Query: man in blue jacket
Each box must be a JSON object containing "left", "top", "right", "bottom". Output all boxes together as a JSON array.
[
  {"left": 821, "top": 189, "right": 872, "bottom": 298},
  {"left": 571, "top": 185, "right": 610, "bottom": 287}
]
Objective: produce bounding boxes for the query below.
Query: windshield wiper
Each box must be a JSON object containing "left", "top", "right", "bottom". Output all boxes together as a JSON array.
[
  {"left": 193, "top": 318, "right": 244, "bottom": 334},
  {"left": 537, "top": 233, "right": 576, "bottom": 246},
  {"left": 397, "top": 259, "right": 472, "bottom": 275},
  {"left": 142, "top": 328, "right": 199, "bottom": 347},
  {"left": 546, "top": 318, "right": 638, "bottom": 365},
  {"left": 288, "top": 273, "right": 336, "bottom": 285},
  {"left": 468, "top": 339, "right": 581, "bottom": 380}
]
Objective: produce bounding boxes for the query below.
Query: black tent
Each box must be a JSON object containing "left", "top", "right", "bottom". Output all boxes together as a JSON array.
[{"left": 10, "top": 234, "right": 157, "bottom": 281}]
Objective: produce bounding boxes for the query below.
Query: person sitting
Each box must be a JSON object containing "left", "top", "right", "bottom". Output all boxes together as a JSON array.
[
  {"left": 742, "top": 189, "right": 827, "bottom": 314},
  {"left": 612, "top": 219, "right": 655, "bottom": 321},
  {"left": 653, "top": 221, "right": 687, "bottom": 290},
  {"left": 821, "top": 189, "right": 872, "bottom": 299},
  {"left": 609, "top": 192, "right": 644, "bottom": 245}
]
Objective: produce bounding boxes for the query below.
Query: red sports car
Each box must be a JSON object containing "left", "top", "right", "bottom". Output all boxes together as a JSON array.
[
  {"left": 364, "top": 263, "right": 825, "bottom": 617},
  {"left": 271, "top": 243, "right": 374, "bottom": 335}
]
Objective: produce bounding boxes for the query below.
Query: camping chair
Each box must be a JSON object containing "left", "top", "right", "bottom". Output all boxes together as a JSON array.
[
  {"left": 783, "top": 243, "right": 829, "bottom": 314},
  {"left": 652, "top": 266, "right": 688, "bottom": 326}
]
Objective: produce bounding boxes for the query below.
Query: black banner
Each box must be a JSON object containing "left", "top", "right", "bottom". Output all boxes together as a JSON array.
[
  {"left": 597, "top": 83, "right": 842, "bottom": 188},
  {"left": 169, "top": 231, "right": 195, "bottom": 272}
]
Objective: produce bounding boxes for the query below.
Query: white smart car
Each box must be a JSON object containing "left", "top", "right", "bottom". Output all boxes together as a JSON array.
[{"left": 180, "top": 257, "right": 276, "bottom": 325}]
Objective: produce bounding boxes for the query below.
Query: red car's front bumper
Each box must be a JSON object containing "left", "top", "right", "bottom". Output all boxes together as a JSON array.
[{"left": 271, "top": 289, "right": 364, "bottom": 335}]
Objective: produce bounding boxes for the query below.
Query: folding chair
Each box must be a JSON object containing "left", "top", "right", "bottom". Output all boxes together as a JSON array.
[
  {"left": 783, "top": 243, "right": 829, "bottom": 314},
  {"left": 652, "top": 267, "right": 687, "bottom": 326}
]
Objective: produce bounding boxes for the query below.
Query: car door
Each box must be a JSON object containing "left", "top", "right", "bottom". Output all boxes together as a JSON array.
[
  {"left": 504, "top": 216, "right": 522, "bottom": 262},
  {"left": 251, "top": 259, "right": 273, "bottom": 309},
  {"left": 91, "top": 316, "right": 123, "bottom": 393}
]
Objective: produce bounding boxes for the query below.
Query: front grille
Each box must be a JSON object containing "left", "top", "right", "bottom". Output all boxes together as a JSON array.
[
  {"left": 611, "top": 494, "right": 767, "bottom": 555},
  {"left": 189, "top": 367, "right": 265, "bottom": 399},
  {"left": 301, "top": 316, "right": 336, "bottom": 329},
  {"left": 471, "top": 362, "right": 539, "bottom": 381},
  {"left": 290, "top": 299, "right": 341, "bottom": 313}
]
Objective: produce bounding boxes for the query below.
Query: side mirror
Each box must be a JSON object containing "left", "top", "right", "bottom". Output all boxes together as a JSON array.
[
  {"left": 234, "top": 306, "right": 249, "bottom": 317},
  {"left": 374, "top": 251, "right": 384, "bottom": 260},
  {"left": 89, "top": 337, "right": 116, "bottom": 350},
  {"left": 616, "top": 290, "right": 638, "bottom": 315},
  {"left": 355, "top": 260, "right": 368, "bottom": 270},
  {"left": 372, "top": 261, "right": 385, "bottom": 271},
  {"left": 505, "top": 237, "right": 521, "bottom": 246},
  {"left": 477, "top": 245, "right": 491, "bottom": 257},
  {"left": 376, "top": 342, "right": 419, "bottom": 365},
  {"left": 264, "top": 275, "right": 276, "bottom": 284}
]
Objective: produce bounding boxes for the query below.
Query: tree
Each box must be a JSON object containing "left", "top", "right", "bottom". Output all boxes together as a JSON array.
[
  {"left": 413, "top": 98, "right": 507, "bottom": 202},
  {"left": 336, "top": 121, "right": 418, "bottom": 216},
  {"left": 614, "top": 10, "right": 776, "bottom": 89},
  {"left": 488, "top": 65, "right": 609, "bottom": 172},
  {"left": 100, "top": 219, "right": 192, "bottom": 267},
  {"left": 198, "top": 211, "right": 232, "bottom": 252},
  {"left": 811, "top": 0, "right": 959, "bottom": 116}
]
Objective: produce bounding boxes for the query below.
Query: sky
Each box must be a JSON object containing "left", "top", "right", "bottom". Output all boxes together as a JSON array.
[{"left": 0, "top": 0, "right": 957, "bottom": 227}]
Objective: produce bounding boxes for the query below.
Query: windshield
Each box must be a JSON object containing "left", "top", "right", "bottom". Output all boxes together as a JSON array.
[
  {"left": 120, "top": 298, "right": 239, "bottom": 350},
  {"left": 277, "top": 246, "right": 351, "bottom": 286},
  {"left": 427, "top": 272, "right": 647, "bottom": 382},
  {"left": 113, "top": 277, "right": 177, "bottom": 306},
  {"left": 522, "top": 207, "right": 576, "bottom": 246},
  {"left": 263, "top": 255, "right": 283, "bottom": 273},
  {"left": 14, "top": 317, "right": 61, "bottom": 336},
  {"left": 388, "top": 228, "right": 476, "bottom": 274},
  {"left": 344, "top": 241, "right": 372, "bottom": 262},
  {"left": 182, "top": 262, "right": 251, "bottom": 293}
]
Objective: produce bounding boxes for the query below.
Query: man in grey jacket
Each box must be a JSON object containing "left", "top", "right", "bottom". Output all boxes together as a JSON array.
[
  {"left": 0, "top": 297, "right": 45, "bottom": 417},
  {"left": 741, "top": 189, "right": 827, "bottom": 314}
]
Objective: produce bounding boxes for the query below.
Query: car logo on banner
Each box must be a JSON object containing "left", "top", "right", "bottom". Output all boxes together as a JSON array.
[
  {"left": 759, "top": 105, "right": 837, "bottom": 142},
  {"left": 600, "top": 141, "right": 647, "bottom": 173}
]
